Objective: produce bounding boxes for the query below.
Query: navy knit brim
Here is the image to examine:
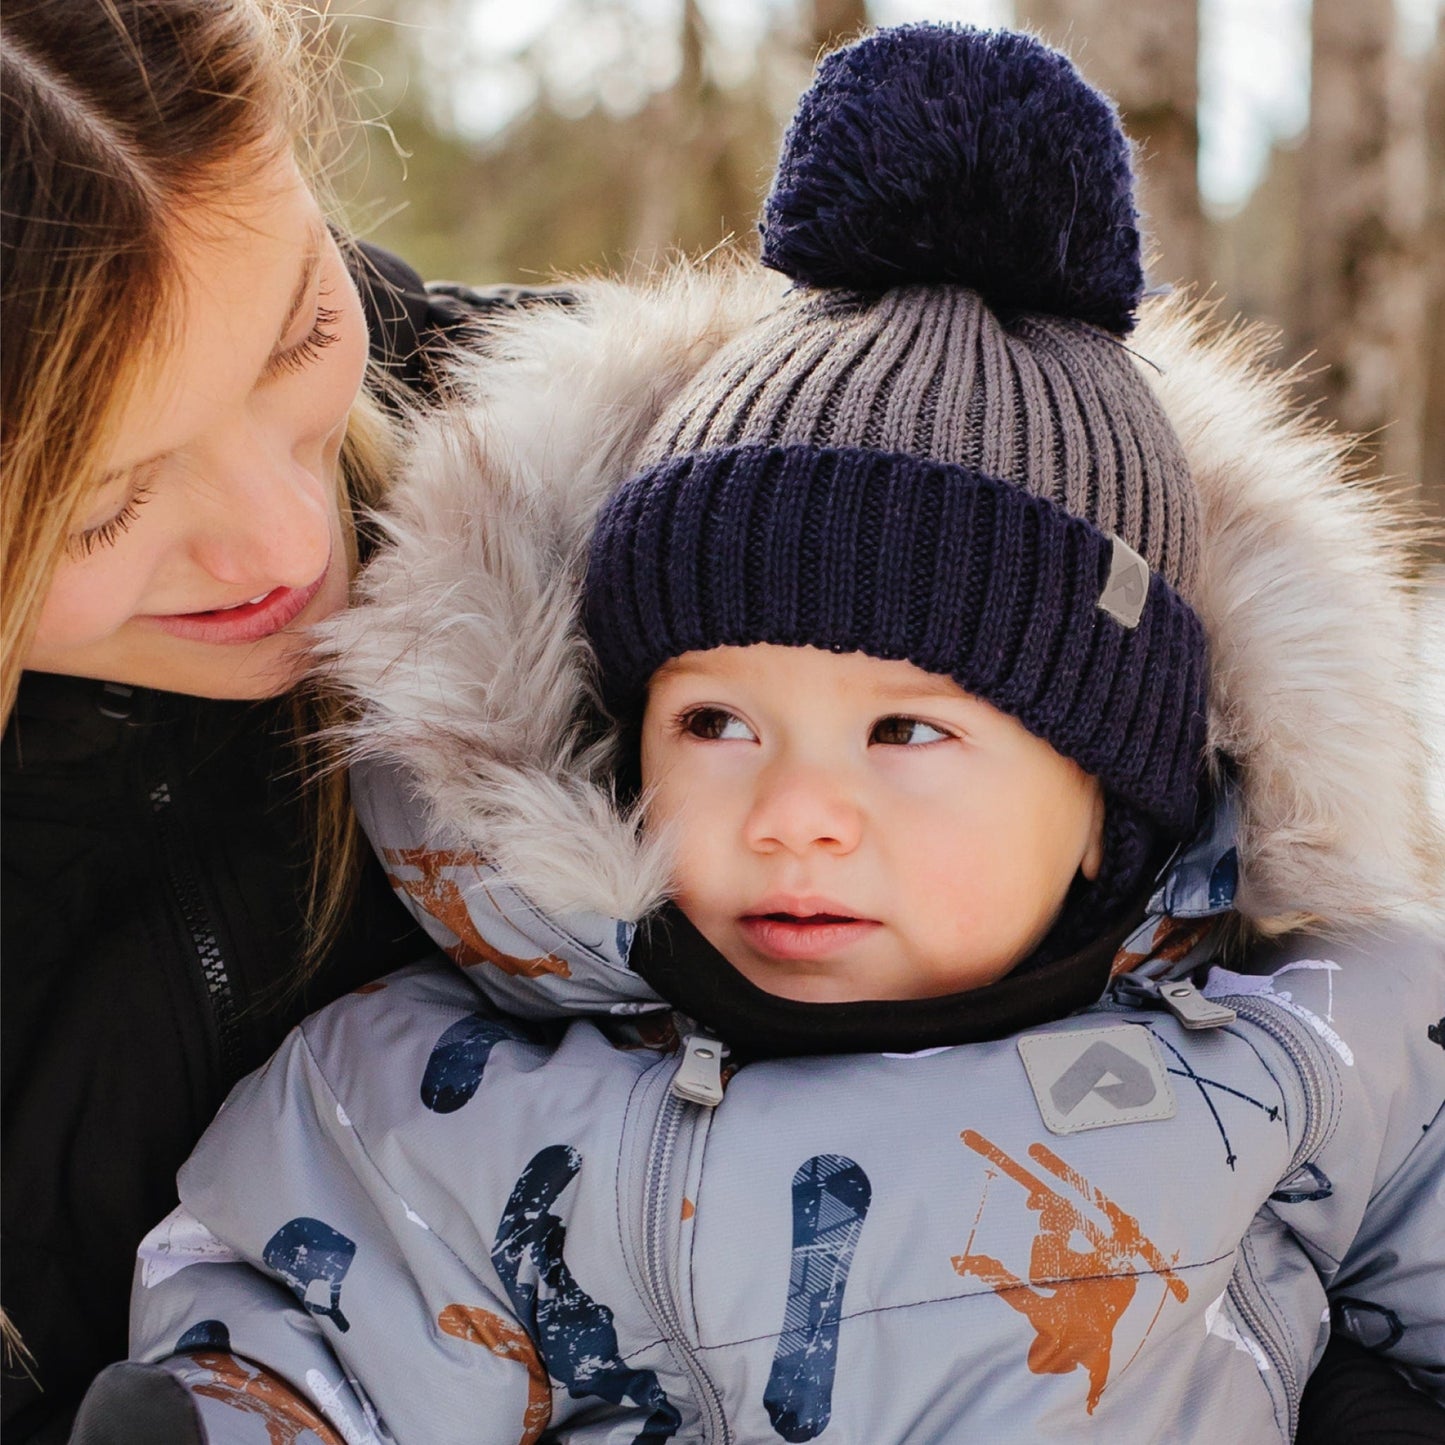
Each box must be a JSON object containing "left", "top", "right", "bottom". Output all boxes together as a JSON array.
[{"left": 584, "top": 444, "right": 1208, "bottom": 833}]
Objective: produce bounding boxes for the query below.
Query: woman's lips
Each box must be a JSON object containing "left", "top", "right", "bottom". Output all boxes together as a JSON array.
[
  {"left": 738, "top": 912, "right": 881, "bottom": 962},
  {"left": 145, "top": 564, "right": 329, "bottom": 645}
]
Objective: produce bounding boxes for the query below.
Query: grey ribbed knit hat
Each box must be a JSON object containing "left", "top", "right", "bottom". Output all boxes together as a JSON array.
[{"left": 585, "top": 24, "right": 1208, "bottom": 836}]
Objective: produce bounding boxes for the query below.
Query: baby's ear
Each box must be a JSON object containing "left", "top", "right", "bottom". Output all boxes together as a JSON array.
[{"left": 1080, "top": 784, "right": 1107, "bottom": 882}]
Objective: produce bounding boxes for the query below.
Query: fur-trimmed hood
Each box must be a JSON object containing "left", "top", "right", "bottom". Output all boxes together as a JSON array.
[{"left": 318, "top": 263, "right": 1444, "bottom": 968}]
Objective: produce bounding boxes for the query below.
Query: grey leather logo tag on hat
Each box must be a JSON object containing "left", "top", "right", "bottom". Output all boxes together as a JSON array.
[
  {"left": 1098, "top": 535, "right": 1151, "bottom": 628},
  {"left": 1018, "top": 1026, "right": 1176, "bottom": 1134}
]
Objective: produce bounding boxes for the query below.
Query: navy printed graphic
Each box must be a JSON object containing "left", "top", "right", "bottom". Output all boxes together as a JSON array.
[
  {"left": 262, "top": 1217, "right": 358, "bottom": 1333},
  {"left": 1209, "top": 848, "right": 1239, "bottom": 909},
  {"left": 764, "top": 1155, "right": 873, "bottom": 1442},
  {"left": 421, "top": 1013, "right": 537, "bottom": 1113},
  {"left": 492, "top": 1144, "right": 680, "bottom": 1441},
  {"left": 1151, "top": 1028, "right": 1280, "bottom": 1169},
  {"left": 176, "top": 1319, "right": 231, "bottom": 1353},
  {"left": 1333, "top": 1297, "right": 1405, "bottom": 1351},
  {"left": 1428, "top": 1018, "right": 1444, "bottom": 1050},
  {"left": 1270, "top": 1162, "right": 1333, "bottom": 1204}
]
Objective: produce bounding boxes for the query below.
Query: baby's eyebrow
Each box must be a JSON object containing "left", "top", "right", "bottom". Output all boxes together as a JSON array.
[{"left": 868, "top": 675, "right": 973, "bottom": 704}]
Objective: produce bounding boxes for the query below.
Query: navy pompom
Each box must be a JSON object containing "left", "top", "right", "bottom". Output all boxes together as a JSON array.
[{"left": 760, "top": 25, "right": 1144, "bottom": 334}]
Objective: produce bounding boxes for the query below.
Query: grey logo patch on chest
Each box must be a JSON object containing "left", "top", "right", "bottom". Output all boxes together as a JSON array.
[{"left": 1018, "top": 1026, "right": 1177, "bottom": 1134}]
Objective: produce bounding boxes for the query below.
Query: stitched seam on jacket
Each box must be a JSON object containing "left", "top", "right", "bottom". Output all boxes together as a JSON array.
[{"left": 690, "top": 1251, "right": 1235, "bottom": 1352}]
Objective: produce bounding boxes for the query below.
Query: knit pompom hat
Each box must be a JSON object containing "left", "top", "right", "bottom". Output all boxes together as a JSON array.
[{"left": 585, "top": 23, "right": 1208, "bottom": 839}]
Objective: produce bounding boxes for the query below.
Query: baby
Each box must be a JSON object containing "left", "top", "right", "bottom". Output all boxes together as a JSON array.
[{"left": 76, "top": 24, "right": 1443, "bottom": 1445}]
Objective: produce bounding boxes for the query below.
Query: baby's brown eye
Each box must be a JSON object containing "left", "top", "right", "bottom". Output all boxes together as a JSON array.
[
  {"left": 682, "top": 708, "right": 753, "bottom": 741},
  {"left": 871, "top": 716, "right": 948, "bottom": 746}
]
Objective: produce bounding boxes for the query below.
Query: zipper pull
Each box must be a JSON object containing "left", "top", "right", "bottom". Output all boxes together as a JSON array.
[
  {"left": 671, "top": 1034, "right": 726, "bottom": 1107},
  {"left": 1157, "top": 979, "right": 1236, "bottom": 1030},
  {"left": 1114, "top": 974, "right": 1236, "bottom": 1030}
]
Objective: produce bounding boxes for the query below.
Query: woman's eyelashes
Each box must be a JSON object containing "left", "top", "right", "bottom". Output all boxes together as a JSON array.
[
  {"left": 265, "top": 300, "right": 342, "bottom": 378},
  {"left": 68, "top": 482, "right": 155, "bottom": 559},
  {"left": 65, "top": 291, "right": 345, "bottom": 560}
]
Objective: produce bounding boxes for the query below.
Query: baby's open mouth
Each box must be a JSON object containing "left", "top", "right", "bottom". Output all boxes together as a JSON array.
[
  {"left": 738, "top": 910, "right": 880, "bottom": 961},
  {"left": 753, "top": 911, "right": 856, "bottom": 924}
]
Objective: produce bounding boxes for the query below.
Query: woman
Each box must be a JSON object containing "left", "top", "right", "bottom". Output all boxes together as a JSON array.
[{"left": 0, "top": 2, "right": 529, "bottom": 1436}]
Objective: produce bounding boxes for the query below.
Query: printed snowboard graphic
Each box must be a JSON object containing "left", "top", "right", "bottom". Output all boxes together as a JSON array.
[
  {"left": 421, "top": 1013, "right": 539, "bottom": 1112},
  {"left": 177, "top": 1319, "right": 232, "bottom": 1353},
  {"left": 262, "top": 1218, "right": 358, "bottom": 1333},
  {"left": 1270, "top": 1162, "right": 1333, "bottom": 1204},
  {"left": 764, "top": 1155, "right": 873, "bottom": 1442},
  {"left": 382, "top": 847, "right": 571, "bottom": 977},
  {"left": 439, "top": 1304, "right": 552, "bottom": 1445},
  {"left": 952, "top": 1132, "right": 1188, "bottom": 1416},
  {"left": 492, "top": 1144, "right": 681, "bottom": 1441},
  {"left": 191, "top": 1351, "right": 345, "bottom": 1445}
]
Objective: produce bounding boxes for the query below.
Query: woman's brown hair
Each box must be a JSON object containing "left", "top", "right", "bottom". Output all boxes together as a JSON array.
[{"left": 1, "top": 0, "right": 398, "bottom": 958}]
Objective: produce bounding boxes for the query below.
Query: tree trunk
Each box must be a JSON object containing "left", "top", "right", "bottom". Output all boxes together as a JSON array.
[
  {"left": 1017, "top": 0, "right": 1206, "bottom": 289},
  {"left": 1296, "top": 0, "right": 1429, "bottom": 493}
]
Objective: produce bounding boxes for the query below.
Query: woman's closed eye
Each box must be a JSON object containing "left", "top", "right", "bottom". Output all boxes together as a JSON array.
[
  {"left": 678, "top": 706, "right": 757, "bottom": 742},
  {"left": 264, "top": 298, "right": 342, "bottom": 379},
  {"left": 67, "top": 480, "right": 156, "bottom": 559},
  {"left": 870, "top": 715, "right": 951, "bottom": 746}
]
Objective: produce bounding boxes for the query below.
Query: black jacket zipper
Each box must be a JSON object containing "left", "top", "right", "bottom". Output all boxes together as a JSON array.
[{"left": 148, "top": 765, "right": 243, "bottom": 1083}]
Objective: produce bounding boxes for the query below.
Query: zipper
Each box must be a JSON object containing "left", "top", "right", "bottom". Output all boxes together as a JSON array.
[
  {"left": 1111, "top": 973, "right": 1238, "bottom": 1029},
  {"left": 1218, "top": 996, "right": 1332, "bottom": 1178},
  {"left": 1226, "top": 1250, "right": 1299, "bottom": 1438},
  {"left": 1109, "top": 977, "right": 1332, "bottom": 1437},
  {"left": 639, "top": 1046, "right": 730, "bottom": 1442},
  {"left": 1209, "top": 994, "right": 1334, "bottom": 1441},
  {"left": 149, "top": 769, "right": 244, "bottom": 1082}
]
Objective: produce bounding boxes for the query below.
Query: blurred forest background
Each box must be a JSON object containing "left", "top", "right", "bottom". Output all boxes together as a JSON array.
[{"left": 331, "top": 0, "right": 1445, "bottom": 533}]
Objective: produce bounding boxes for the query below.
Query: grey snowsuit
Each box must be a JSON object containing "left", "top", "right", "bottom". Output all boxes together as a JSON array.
[{"left": 88, "top": 268, "right": 1445, "bottom": 1444}]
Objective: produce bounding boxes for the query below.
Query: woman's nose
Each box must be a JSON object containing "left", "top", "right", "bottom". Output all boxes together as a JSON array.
[
  {"left": 744, "top": 759, "right": 862, "bottom": 856},
  {"left": 189, "top": 443, "right": 334, "bottom": 589}
]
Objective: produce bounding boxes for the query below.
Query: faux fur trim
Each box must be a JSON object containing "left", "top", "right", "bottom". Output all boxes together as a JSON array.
[
  {"left": 317, "top": 263, "right": 787, "bottom": 919},
  {"left": 319, "top": 262, "right": 1444, "bottom": 935},
  {"left": 1134, "top": 297, "right": 1444, "bottom": 933}
]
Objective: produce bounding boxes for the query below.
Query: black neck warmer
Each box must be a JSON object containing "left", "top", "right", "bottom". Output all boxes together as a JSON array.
[
  {"left": 627, "top": 796, "right": 1173, "bottom": 1059},
  {"left": 628, "top": 891, "right": 1151, "bottom": 1059}
]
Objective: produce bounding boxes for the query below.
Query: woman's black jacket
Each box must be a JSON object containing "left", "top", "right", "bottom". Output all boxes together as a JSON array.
[{"left": 0, "top": 246, "right": 555, "bottom": 1443}]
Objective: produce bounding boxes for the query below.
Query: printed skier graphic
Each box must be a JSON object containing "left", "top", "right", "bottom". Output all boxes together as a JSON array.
[
  {"left": 191, "top": 1351, "right": 344, "bottom": 1445},
  {"left": 492, "top": 1144, "right": 681, "bottom": 1441},
  {"left": 262, "top": 1218, "right": 359, "bottom": 1334},
  {"left": 439, "top": 1303, "right": 552, "bottom": 1445},
  {"left": 764, "top": 1155, "right": 873, "bottom": 1442},
  {"left": 421, "top": 1013, "right": 541, "bottom": 1112},
  {"left": 382, "top": 847, "right": 571, "bottom": 977},
  {"left": 952, "top": 1131, "right": 1189, "bottom": 1415}
]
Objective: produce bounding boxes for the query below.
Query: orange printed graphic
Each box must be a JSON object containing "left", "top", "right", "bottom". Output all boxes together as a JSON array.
[
  {"left": 681, "top": 1198, "right": 696, "bottom": 1221},
  {"left": 439, "top": 1304, "right": 552, "bottom": 1445},
  {"left": 1111, "top": 916, "right": 1214, "bottom": 976},
  {"left": 608, "top": 1012, "right": 683, "bottom": 1054},
  {"left": 952, "top": 1131, "right": 1189, "bottom": 1415},
  {"left": 383, "top": 847, "right": 570, "bottom": 978},
  {"left": 191, "top": 1352, "right": 344, "bottom": 1445}
]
